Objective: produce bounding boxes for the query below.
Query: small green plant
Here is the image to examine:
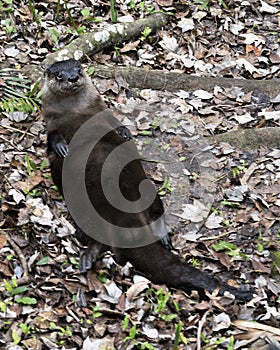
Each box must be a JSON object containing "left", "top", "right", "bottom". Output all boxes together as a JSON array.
[
  {"left": 58, "top": 325, "right": 72, "bottom": 337},
  {"left": 189, "top": 172, "right": 200, "bottom": 181},
  {"left": 174, "top": 320, "right": 188, "bottom": 349},
  {"left": 0, "top": 301, "right": 7, "bottom": 313},
  {"left": 3, "top": 278, "right": 28, "bottom": 296},
  {"left": 162, "top": 143, "right": 170, "bottom": 151},
  {"left": 212, "top": 240, "right": 241, "bottom": 260},
  {"left": 141, "top": 26, "right": 152, "bottom": 41},
  {"left": 19, "top": 323, "right": 32, "bottom": 335},
  {"left": 0, "top": 71, "right": 41, "bottom": 113},
  {"left": 0, "top": 0, "right": 13, "bottom": 12},
  {"left": 133, "top": 342, "right": 155, "bottom": 350},
  {"left": 232, "top": 159, "right": 248, "bottom": 178},
  {"left": 64, "top": 3, "right": 86, "bottom": 35},
  {"left": 92, "top": 306, "right": 102, "bottom": 318},
  {"left": 224, "top": 219, "right": 230, "bottom": 228},
  {"left": 139, "top": 130, "right": 152, "bottom": 136},
  {"left": 3, "top": 18, "right": 16, "bottom": 35},
  {"left": 24, "top": 188, "right": 42, "bottom": 197},
  {"left": 139, "top": 1, "right": 155, "bottom": 13},
  {"left": 114, "top": 46, "right": 121, "bottom": 58},
  {"left": 257, "top": 229, "right": 265, "bottom": 253},
  {"left": 97, "top": 272, "right": 108, "bottom": 283},
  {"left": 110, "top": 0, "right": 118, "bottom": 23},
  {"left": 194, "top": 0, "right": 228, "bottom": 10},
  {"left": 69, "top": 256, "right": 79, "bottom": 269},
  {"left": 49, "top": 28, "right": 60, "bottom": 46},
  {"left": 53, "top": 0, "right": 61, "bottom": 21},
  {"left": 40, "top": 159, "right": 49, "bottom": 171},
  {"left": 28, "top": 0, "right": 42, "bottom": 24},
  {"left": 124, "top": 324, "right": 138, "bottom": 342},
  {"left": 151, "top": 118, "right": 162, "bottom": 130},
  {"left": 12, "top": 329, "right": 21, "bottom": 345},
  {"left": 190, "top": 257, "right": 200, "bottom": 268},
  {"left": 220, "top": 199, "right": 239, "bottom": 208},
  {"left": 87, "top": 66, "right": 95, "bottom": 76},
  {"left": 146, "top": 288, "right": 177, "bottom": 322},
  {"left": 158, "top": 177, "right": 172, "bottom": 196},
  {"left": 128, "top": 0, "right": 156, "bottom": 14},
  {"left": 25, "top": 155, "right": 37, "bottom": 176},
  {"left": 80, "top": 8, "right": 104, "bottom": 23},
  {"left": 227, "top": 335, "right": 235, "bottom": 350},
  {"left": 36, "top": 256, "right": 49, "bottom": 266},
  {"left": 81, "top": 8, "right": 90, "bottom": 17},
  {"left": 16, "top": 296, "right": 37, "bottom": 305},
  {"left": 2, "top": 278, "right": 37, "bottom": 305},
  {"left": 122, "top": 315, "right": 130, "bottom": 331}
]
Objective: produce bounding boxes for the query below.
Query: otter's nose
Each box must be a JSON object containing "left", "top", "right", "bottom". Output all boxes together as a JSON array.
[{"left": 68, "top": 71, "right": 79, "bottom": 83}]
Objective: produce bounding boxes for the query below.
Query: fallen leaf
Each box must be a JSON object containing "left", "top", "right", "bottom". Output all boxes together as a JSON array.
[
  {"left": 259, "top": 0, "right": 278, "bottom": 14},
  {"left": 120, "top": 40, "right": 140, "bottom": 53},
  {"left": 232, "top": 112, "right": 255, "bottom": 124},
  {"left": 126, "top": 281, "right": 149, "bottom": 301},
  {"left": 205, "top": 212, "right": 223, "bottom": 229},
  {"left": 193, "top": 89, "right": 213, "bottom": 100},
  {"left": 159, "top": 36, "right": 179, "bottom": 52},
  {"left": 213, "top": 312, "right": 231, "bottom": 331},
  {"left": 177, "top": 18, "right": 194, "bottom": 32},
  {"left": 179, "top": 200, "right": 209, "bottom": 222}
]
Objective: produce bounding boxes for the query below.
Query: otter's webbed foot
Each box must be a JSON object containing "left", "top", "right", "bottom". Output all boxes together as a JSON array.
[
  {"left": 160, "top": 234, "right": 173, "bottom": 251},
  {"left": 80, "top": 240, "right": 108, "bottom": 273},
  {"left": 48, "top": 133, "right": 69, "bottom": 158},
  {"left": 116, "top": 125, "right": 132, "bottom": 141}
]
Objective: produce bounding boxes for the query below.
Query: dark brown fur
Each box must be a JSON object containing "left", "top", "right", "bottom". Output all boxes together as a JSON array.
[{"left": 42, "top": 59, "right": 254, "bottom": 301}]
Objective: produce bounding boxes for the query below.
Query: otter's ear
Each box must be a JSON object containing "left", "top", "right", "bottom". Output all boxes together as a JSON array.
[{"left": 40, "top": 61, "right": 50, "bottom": 73}]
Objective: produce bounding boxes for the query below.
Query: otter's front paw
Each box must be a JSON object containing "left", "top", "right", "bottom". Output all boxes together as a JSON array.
[
  {"left": 48, "top": 133, "right": 69, "bottom": 158},
  {"left": 116, "top": 125, "right": 132, "bottom": 141}
]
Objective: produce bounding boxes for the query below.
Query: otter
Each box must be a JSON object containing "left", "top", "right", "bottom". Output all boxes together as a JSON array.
[{"left": 42, "top": 59, "right": 253, "bottom": 301}]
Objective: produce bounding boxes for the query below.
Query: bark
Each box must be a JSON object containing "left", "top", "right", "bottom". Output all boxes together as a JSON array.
[
  {"left": 208, "top": 127, "right": 280, "bottom": 150},
  {"left": 42, "top": 12, "right": 169, "bottom": 67},
  {"left": 93, "top": 64, "right": 280, "bottom": 98}
]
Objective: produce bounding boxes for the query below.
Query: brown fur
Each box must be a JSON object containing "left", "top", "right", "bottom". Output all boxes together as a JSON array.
[{"left": 42, "top": 59, "right": 254, "bottom": 301}]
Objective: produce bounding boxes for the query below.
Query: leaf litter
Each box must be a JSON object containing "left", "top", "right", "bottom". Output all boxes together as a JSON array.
[{"left": 0, "top": 0, "right": 280, "bottom": 349}]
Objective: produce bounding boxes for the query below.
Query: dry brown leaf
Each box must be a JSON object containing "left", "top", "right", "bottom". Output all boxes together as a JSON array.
[{"left": 126, "top": 280, "right": 149, "bottom": 301}]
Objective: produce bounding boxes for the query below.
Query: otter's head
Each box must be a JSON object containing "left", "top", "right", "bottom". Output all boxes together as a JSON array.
[{"left": 44, "top": 59, "right": 87, "bottom": 95}]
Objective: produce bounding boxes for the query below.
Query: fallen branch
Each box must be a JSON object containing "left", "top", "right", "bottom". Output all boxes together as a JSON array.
[
  {"left": 43, "top": 12, "right": 169, "bottom": 67},
  {"left": 208, "top": 127, "right": 280, "bottom": 150},
  {"left": 93, "top": 64, "right": 280, "bottom": 98}
]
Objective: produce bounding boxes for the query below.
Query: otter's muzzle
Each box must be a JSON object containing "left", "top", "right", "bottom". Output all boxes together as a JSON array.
[{"left": 57, "top": 68, "right": 80, "bottom": 83}]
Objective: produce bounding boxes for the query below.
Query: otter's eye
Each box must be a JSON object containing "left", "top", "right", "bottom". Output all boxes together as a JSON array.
[{"left": 56, "top": 73, "right": 63, "bottom": 80}]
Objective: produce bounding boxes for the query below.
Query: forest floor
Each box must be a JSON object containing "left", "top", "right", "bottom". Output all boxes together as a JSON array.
[{"left": 0, "top": 1, "right": 280, "bottom": 349}]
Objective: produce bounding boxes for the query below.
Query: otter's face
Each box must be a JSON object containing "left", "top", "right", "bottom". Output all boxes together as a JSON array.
[{"left": 45, "top": 59, "right": 86, "bottom": 95}]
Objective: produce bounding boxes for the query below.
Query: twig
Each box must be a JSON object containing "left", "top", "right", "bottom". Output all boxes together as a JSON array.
[
  {"left": 197, "top": 310, "right": 211, "bottom": 350},
  {"left": 6, "top": 233, "right": 31, "bottom": 286}
]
